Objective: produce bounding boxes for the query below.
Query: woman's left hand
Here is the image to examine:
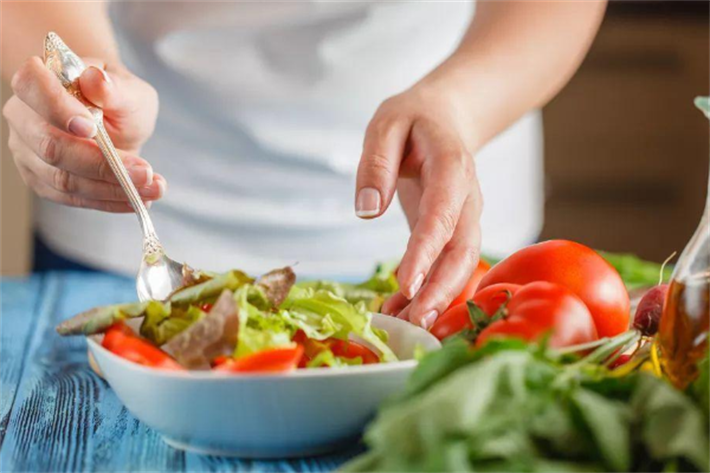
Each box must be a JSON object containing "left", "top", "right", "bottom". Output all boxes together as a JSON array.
[{"left": 355, "top": 84, "right": 483, "bottom": 329}]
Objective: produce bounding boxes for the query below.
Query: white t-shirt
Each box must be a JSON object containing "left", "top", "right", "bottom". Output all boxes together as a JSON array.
[{"left": 37, "top": 1, "right": 543, "bottom": 279}]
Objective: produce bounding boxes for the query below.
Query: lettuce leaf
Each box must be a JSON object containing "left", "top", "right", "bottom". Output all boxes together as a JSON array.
[
  {"left": 140, "top": 303, "right": 205, "bottom": 346},
  {"left": 307, "top": 349, "right": 364, "bottom": 368},
  {"left": 233, "top": 286, "right": 295, "bottom": 358},
  {"left": 281, "top": 288, "right": 397, "bottom": 362}
]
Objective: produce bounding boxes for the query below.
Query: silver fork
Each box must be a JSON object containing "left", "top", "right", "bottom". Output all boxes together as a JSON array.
[{"left": 44, "top": 32, "right": 185, "bottom": 301}]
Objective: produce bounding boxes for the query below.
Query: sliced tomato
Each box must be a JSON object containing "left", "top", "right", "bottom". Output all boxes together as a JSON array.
[
  {"left": 199, "top": 303, "right": 214, "bottom": 312},
  {"left": 101, "top": 323, "right": 184, "bottom": 371},
  {"left": 214, "top": 345, "right": 304, "bottom": 373},
  {"left": 329, "top": 339, "right": 379, "bottom": 364},
  {"left": 446, "top": 259, "right": 491, "bottom": 311},
  {"left": 292, "top": 331, "right": 379, "bottom": 365}
]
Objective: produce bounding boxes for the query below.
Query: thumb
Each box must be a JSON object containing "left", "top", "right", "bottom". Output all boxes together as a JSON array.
[
  {"left": 78, "top": 63, "right": 123, "bottom": 112},
  {"left": 355, "top": 114, "right": 410, "bottom": 219}
]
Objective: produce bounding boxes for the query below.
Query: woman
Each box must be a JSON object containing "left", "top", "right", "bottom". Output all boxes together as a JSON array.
[{"left": 2, "top": 1, "right": 606, "bottom": 329}]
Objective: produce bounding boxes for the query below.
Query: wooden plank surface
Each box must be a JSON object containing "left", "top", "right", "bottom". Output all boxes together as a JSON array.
[{"left": 0, "top": 272, "right": 359, "bottom": 472}]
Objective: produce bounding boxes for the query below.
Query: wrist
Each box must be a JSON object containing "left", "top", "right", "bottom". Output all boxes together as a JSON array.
[{"left": 411, "top": 71, "right": 484, "bottom": 153}]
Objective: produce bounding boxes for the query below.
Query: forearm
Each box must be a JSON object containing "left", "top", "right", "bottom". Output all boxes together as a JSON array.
[
  {"left": 1, "top": 1, "right": 120, "bottom": 82},
  {"left": 418, "top": 0, "right": 607, "bottom": 152}
]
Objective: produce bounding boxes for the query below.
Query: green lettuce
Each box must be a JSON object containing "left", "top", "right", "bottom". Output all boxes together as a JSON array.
[
  {"left": 233, "top": 286, "right": 295, "bottom": 358},
  {"left": 281, "top": 288, "right": 397, "bottom": 362}
]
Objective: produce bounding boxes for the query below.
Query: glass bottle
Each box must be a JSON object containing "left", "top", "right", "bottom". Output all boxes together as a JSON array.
[{"left": 658, "top": 97, "right": 710, "bottom": 389}]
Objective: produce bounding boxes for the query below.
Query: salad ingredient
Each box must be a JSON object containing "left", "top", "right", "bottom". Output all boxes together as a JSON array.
[
  {"left": 140, "top": 302, "right": 204, "bottom": 346},
  {"left": 633, "top": 284, "right": 668, "bottom": 336},
  {"left": 475, "top": 281, "right": 598, "bottom": 348},
  {"left": 57, "top": 300, "right": 151, "bottom": 336},
  {"left": 169, "top": 270, "right": 253, "bottom": 307},
  {"left": 478, "top": 240, "right": 630, "bottom": 338},
  {"left": 256, "top": 267, "right": 297, "bottom": 307},
  {"left": 599, "top": 251, "right": 673, "bottom": 291},
  {"left": 162, "top": 290, "right": 241, "bottom": 369},
  {"left": 58, "top": 265, "right": 401, "bottom": 373},
  {"left": 102, "top": 323, "right": 184, "bottom": 371},
  {"left": 445, "top": 259, "right": 491, "bottom": 310},
  {"left": 345, "top": 339, "right": 710, "bottom": 472},
  {"left": 297, "top": 262, "right": 399, "bottom": 312},
  {"left": 293, "top": 331, "right": 379, "bottom": 367},
  {"left": 213, "top": 346, "right": 304, "bottom": 373},
  {"left": 280, "top": 288, "right": 397, "bottom": 362},
  {"left": 431, "top": 282, "right": 598, "bottom": 348}
]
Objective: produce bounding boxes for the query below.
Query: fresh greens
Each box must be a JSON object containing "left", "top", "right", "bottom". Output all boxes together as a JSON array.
[
  {"left": 296, "top": 261, "right": 400, "bottom": 312},
  {"left": 281, "top": 288, "right": 397, "bottom": 362},
  {"left": 597, "top": 251, "right": 673, "bottom": 291},
  {"left": 56, "top": 300, "right": 152, "bottom": 335},
  {"left": 344, "top": 340, "right": 710, "bottom": 472}
]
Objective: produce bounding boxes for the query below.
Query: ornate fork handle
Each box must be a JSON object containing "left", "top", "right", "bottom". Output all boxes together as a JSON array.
[{"left": 44, "top": 32, "right": 163, "bottom": 260}]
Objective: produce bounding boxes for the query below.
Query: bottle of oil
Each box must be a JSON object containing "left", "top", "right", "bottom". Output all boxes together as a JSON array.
[{"left": 658, "top": 97, "right": 710, "bottom": 389}]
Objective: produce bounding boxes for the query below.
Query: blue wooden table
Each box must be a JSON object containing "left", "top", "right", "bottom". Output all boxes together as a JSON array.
[{"left": 0, "top": 272, "right": 361, "bottom": 472}]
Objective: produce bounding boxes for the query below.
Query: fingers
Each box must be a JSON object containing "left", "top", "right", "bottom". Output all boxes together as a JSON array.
[
  {"left": 11, "top": 56, "right": 97, "bottom": 138},
  {"left": 396, "top": 149, "right": 473, "bottom": 299},
  {"left": 381, "top": 291, "right": 410, "bottom": 316},
  {"left": 3, "top": 96, "right": 154, "bottom": 186},
  {"left": 22, "top": 148, "right": 165, "bottom": 202},
  {"left": 79, "top": 64, "right": 118, "bottom": 110},
  {"left": 6, "top": 103, "right": 167, "bottom": 210},
  {"left": 399, "top": 195, "right": 483, "bottom": 329},
  {"left": 355, "top": 101, "right": 411, "bottom": 219},
  {"left": 16, "top": 164, "right": 138, "bottom": 214}
]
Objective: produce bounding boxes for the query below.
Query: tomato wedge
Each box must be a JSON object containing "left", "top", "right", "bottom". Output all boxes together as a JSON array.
[
  {"left": 292, "top": 331, "right": 379, "bottom": 366},
  {"left": 329, "top": 339, "right": 379, "bottom": 364},
  {"left": 101, "top": 323, "right": 184, "bottom": 370},
  {"left": 214, "top": 345, "right": 304, "bottom": 373}
]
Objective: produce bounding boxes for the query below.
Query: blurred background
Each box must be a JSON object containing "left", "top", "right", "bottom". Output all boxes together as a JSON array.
[{"left": 1, "top": 0, "right": 708, "bottom": 276}]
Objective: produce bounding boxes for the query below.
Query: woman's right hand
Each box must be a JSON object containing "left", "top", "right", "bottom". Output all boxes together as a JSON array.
[{"left": 3, "top": 57, "right": 164, "bottom": 212}]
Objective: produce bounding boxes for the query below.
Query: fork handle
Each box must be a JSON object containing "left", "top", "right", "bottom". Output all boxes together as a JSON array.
[{"left": 89, "top": 107, "right": 163, "bottom": 257}]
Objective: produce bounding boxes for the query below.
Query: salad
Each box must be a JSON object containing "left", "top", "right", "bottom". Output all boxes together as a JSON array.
[{"left": 57, "top": 265, "right": 401, "bottom": 373}]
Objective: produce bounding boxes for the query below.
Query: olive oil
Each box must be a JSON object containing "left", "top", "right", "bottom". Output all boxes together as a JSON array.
[
  {"left": 658, "top": 274, "right": 710, "bottom": 389},
  {"left": 658, "top": 97, "right": 710, "bottom": 389}
]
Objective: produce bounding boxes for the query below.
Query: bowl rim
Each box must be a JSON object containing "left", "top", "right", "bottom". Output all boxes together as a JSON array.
[{"left": 88, "top": 313, "right": 441, "bottom": 381}]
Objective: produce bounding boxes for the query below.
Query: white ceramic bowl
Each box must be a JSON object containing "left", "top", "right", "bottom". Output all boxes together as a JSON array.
[{"left": 87, "top": 314, "right": 441, "bottom": 458}]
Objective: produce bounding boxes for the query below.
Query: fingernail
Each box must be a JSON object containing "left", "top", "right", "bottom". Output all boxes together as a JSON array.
[
  {"left": 355, "top": 187, "right": 381, "bottom": 218},
  {"left": 421, "top": 310, "right": 438, "bottom": 330},
  {"left": 407, "top": 273, "right": 424, "bottom": 299},
  {"left": 128, "top": 164, "right": 153, "bottom": 186},
  {"left": 67, "top": 116, "right": 97, "bottom": 138},
  {"left": 156, "top": 177, "right": 167, "bottom": 197},
  {"left": 89, "top": 66, "right": 112, "bottom": 84},
  {"left": 139, "top": 184, "right": 160, "bottom": 198}
]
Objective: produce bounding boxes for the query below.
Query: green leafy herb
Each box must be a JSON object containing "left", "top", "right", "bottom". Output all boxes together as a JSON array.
[
  {"left": 598, "top": 251, "right": 673, "bottom": 290},
  {"left": 344, "top": 341, "right": 710, "bottom": 472}
]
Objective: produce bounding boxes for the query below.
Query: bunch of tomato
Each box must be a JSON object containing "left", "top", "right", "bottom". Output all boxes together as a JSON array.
[{"left": 430, "top": 240, "right": 631, "bottom": 348}]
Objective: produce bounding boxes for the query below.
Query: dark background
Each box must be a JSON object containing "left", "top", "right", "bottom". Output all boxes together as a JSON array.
[{"left": 541, "top": 1, "right": 709, "bottom": 262}]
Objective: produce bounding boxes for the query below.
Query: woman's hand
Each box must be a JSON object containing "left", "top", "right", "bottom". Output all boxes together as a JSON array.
[
  {"left": 3, "top": 57, "right": 164, "bottom": 212},
  {"left": 356, "top": 84, "right": 483, "bottom": 329}
]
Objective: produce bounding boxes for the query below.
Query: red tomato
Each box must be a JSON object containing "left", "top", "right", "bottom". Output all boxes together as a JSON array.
[
  {"left": 431, "top": 283, "right": 521, "bottom": 340},
  {"left": 477, "top": 240, "right": 630, "bottom": 338},
  {"left": 329, "top": 339, "right": 379, "bottom": 364},
  {"left": 102, "top": 323, "right": 184, "bottom": 370},
  {"left": 214, "top": 346, "right": 304, "bottom": 373},
  {"left": 446, "top": 259, "right": 492, "bottom": 310},
  {"left": 474, "top": 281, "right": 599, "bottom": 348},
  {"left": 199, "top": 303, "right": 214, "bottom": 312},
  {"left": 292, "top": 331, "right": 379, "bottom": 365}
]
